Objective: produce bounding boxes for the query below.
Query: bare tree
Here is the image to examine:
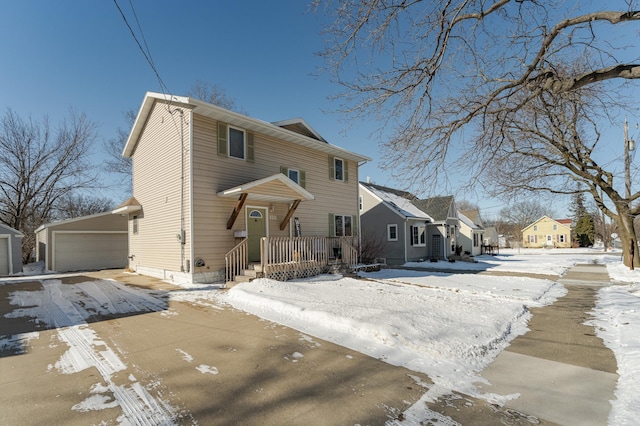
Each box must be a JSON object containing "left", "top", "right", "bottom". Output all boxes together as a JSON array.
[
  {"left": 499, "top": 200, "right": 555, "bottom": 235},
  {"left": 188, "top": 80, "right": 247, "bottom": 114},
  {"left": 317, "top": 0, "right": 640, "bottom": 266},
  {"left": 55, "top": 193, "right": 114, "bottom": 220},
  {"left": 0, "top": 108, "right": 98, "bottom": 262},
  {"left": 104, "top": 109, "right": 136, "bottom": 195}
]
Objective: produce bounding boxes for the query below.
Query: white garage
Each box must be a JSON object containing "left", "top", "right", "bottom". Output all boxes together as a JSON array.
[
  {"left": 35, "top": 212, "right": 128, "bottom": 273},
  {"left": 0, "top": 224, "right": 23, "bottom": 276}
]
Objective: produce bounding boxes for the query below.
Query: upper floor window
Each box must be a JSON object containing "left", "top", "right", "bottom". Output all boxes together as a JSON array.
[
  {"left": 329, "top": 156, "right": 348, "bottom": 182},
  {"left": 280, "top": 166, "right": 306, "bottom": 188},
  {"left": 533, "top": 225, "right": 538, "bottom": 231},
  {"left": 553, "top": 224, "right": 558, "bottom": 230},
  {"left": 334, "top": 157, "right": 344, "bottom": 181},
  {"left": 288, "top": 168, "right": 299, "bottom": 184},
  {"left": 228, "top": 126, "right": 245, "bottom": 159},
  {"left": 217, "top": 122, "right": 254, "bottom": 162}
]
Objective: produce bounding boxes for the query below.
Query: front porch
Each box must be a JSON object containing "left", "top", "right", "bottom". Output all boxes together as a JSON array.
[{"left": 225, "top": 236, "right": 358, "bottom": 285}]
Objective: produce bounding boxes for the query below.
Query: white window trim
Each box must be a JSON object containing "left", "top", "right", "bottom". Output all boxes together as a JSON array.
[
  {"left": 334, "top": 157, "right": 344, "bottom": 181},
  {"left": 287, "top": 168, "right": 300, "bottom": 184},
  {"left": 334, "top": 214, "right": 353, "bottom": 237},
  {"left": 411, "top": 224, "right": 426, "bottom": 246},
  {"left": 228, "top": 125, "right": 246, "bottom": 160},
  {"left": 387, "top": 224, "right": 398, "bottom": 241}
]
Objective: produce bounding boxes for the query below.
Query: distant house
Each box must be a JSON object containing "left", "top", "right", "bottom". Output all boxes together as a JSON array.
[
  {"left": 0, "top": 223, "right": 23, "bottom": 276},
  {"left": 359, "top": 182, "right": 434, "bottom": 265},
  {"left": 413, "top": 196, "right": 460, "bottom": 259},
  {"left": 483, "top": 226, "right": 500, "bottom": 246},
  {"left": 121, "top": 92, "right": 369, "bottom": 284},
  {"left": 35, "top": 212, "right": 128, "bottom": 272},
  {"left": 522, "top": 216, "right": 572, "bottom": 248},
  {"left": 458, "top": 210, "right": 484, "bottom": 256}
]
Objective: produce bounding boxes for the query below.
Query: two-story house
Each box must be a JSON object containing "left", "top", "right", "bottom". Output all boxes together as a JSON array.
[
  {"left": 522, "top": 215, "right": 572, "bottom": 248},
  {"left": 116, "top": 92, "right": 369, "bottom": 284}
]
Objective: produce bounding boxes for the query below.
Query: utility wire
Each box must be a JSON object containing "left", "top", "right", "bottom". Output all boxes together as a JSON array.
[{"left": 112, "top": 0, "right": 170, "bottom": 96}]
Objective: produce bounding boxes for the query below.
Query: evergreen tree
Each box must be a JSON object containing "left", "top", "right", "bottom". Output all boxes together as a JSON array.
[
  {"left": 569, "top": 188, "right": 588, "bottom": 223},
  {"left": 575, "top": 214, "right": 595, "bottom": 247}
]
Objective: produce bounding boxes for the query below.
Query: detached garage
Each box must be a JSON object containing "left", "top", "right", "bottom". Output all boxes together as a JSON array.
[
  {"left": 35, "top": 212, "right": 128, "bottom": 272},
  {"left": 0, "top": 224, "right": 23, "bottom": 276}
]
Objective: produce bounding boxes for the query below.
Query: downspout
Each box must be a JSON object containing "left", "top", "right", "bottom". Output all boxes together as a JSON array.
[
  {"left": 188, "top": 110, "right": 194, "bottom": 276},
  {"left": 404, "top": 219, "right": 408, "bottom": 264}
]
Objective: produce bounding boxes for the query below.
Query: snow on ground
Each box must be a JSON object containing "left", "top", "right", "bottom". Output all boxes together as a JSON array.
[
  {"left": 1, "top": 278, "right": 179, "bottom": 423},
  {"left": 2, "top": 248, "right": 640, "bottom": 425}
]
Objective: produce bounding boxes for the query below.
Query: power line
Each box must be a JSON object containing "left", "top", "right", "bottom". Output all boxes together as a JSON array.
[{"left": 112, "top": 0, "right": 170, "bottom": 96}]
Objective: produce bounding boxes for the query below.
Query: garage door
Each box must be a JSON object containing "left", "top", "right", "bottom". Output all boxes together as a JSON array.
[
  {"left": 53, "top": 233, "right": 127, "bottom": 272},
  {"left": 0, "top": 238, "right": 8, "bottom": 276}
]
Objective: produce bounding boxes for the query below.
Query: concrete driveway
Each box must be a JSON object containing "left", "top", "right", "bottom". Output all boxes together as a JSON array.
[{"left": 0, "top": 270, "right": 427, "bottom": 425}]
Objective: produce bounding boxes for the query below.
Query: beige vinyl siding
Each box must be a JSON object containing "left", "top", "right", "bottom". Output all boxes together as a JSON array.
[
  {"left": 129, "top": 101, "right": 191, "bottom": 273},
  {"left": 191, "top": 114, "right": 360, "bottom": 273}
]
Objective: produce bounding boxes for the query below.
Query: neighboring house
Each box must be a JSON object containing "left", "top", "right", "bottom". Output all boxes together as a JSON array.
[
  {"left": 457, "top": 210, "right": 484, "bottom": 256},
  {"left": 359, "top": 182, "right": 434, "bottom": 265},
  {"left": 0, "top": 223, "right": 23, "bottom": 276},
  {"left": 522, "top": 216, "right": 572, "bottom": 248},
  {"left": 35, "top": 212, "right": 128, "bottom": 272},
  {"left": 413, "top": 196, "right": 460, "bottom": 260},
  {"left": 483, "top": 226, "right": 500, "bottom": 246},
  {"left": 120, "top": 92, "right": 369, "bottom": 284}
]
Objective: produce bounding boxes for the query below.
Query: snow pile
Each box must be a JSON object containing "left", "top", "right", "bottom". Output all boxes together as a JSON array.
[
  {"left": 222, "top": 271, "right": 565, "bottom": 403},
  {"left": 589, "top": 280, "right": 640, "bottom": 425}
]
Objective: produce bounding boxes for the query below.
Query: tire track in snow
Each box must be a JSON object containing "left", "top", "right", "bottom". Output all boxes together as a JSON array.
[{"left": 29, "top": 279, "right": 178, "bottom": 424}]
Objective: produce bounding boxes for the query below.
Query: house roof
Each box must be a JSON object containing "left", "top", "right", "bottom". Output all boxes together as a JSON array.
[
  {"left": 217, "top": 173, "right": 315, "bottom": 203},
  {"left": 522, "top": 215, "right": 572, "bottom": 232},
  {"left": 412, "top": 196, "right": 456, "bottom": 222},
  {"left": 271, "top": 118, "right": 327, "bottom": 143},
  {"left": 123, "top": 92, "right": 370, "bottom": 163},
  {"left": 460, "top": 209, "right": 482, "bottom": 226},
  {"left": 112, "top": 197, "right": 142, "bottom": 214},
  {"left": 458, "top": 211, "right": 482, "bottom": 231},
  {"left": 34, "top": 211, "right": 117, "bottom": 232},
  {"left": 359, "top": 182, "right": 433, "bottom": 221},
  {"left": 0, "top": 223, "right": 23, "bottom": 237}
]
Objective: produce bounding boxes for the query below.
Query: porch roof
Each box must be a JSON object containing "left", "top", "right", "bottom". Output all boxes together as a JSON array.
[{"left": 217, "top": 173, "right": 315, "bottom": 203}]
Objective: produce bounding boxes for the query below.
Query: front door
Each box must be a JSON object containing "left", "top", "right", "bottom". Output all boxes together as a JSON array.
[{"left": 247, "top": 208, "right": 267, "bottom": 262}]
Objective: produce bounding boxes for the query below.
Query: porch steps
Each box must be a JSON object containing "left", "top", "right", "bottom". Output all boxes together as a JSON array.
[{"left": 225, "top": 266, "right": 260, "bottom": 288}]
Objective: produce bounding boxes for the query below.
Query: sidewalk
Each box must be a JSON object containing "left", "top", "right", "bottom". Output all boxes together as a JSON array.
[{"left": 422, "top": 263, "right": 618, "bottom": 425}]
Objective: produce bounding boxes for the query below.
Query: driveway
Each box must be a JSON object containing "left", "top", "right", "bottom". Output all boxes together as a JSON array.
[{"left": 0, "top": 270, "right": 427, "bottom": 425}]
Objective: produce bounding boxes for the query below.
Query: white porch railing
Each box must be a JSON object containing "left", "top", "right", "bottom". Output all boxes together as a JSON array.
[
  {"left": 224, "top": 238, "right": 248, "bottom": 283},
  {"left": 260, "top": 236, "right": 357, "bottom": 281},
  {"left": 225, "top": 236, "right": 358, "bottom": 283}
]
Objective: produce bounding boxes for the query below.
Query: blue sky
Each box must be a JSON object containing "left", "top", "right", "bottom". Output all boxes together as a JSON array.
[{"left": 1, "top": 1, "right": 637, "bottom": 220}]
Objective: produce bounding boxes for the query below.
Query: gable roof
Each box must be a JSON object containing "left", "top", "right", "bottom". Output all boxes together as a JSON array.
[
  {"left": 460, "top": 209, "right": 482, "bottom": 226},
  {"left": 123, "top": 92, "right": 369, "bottom": 163},
  {"left": 522, "top": 215, "right": 572, "bottom": 232},
  {"left": 271, "top": 118, "right": 327, "bottom": 143},
  {"left": 412, "top": 196, "right": 456, "bottom": 222},
  {"left": 359, "top": 182, "right": 432, "bottom": 221},
  {"left": 218, "top": 173, "right": 314, "bottom": 203},
  {"left": 458, "top": 211, "right": 483, "bottom": 231}
]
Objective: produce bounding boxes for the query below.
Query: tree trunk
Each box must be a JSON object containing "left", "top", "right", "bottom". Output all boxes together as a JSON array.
[{"left": 615, "top": 207, "right": 640, "bottom": 269}]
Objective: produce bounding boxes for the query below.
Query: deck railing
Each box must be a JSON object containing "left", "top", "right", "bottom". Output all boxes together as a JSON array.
[
  {"left": 261, "top": 236, "right": 357, "bottom": 281},
  {"left": 224, "top": 238, "right": 248, "bottom": 282}
]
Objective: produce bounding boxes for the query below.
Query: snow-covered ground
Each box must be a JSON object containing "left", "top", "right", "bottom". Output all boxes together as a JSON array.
[{"left": 2, "top": 248, "right": 639, "bottom": 424}]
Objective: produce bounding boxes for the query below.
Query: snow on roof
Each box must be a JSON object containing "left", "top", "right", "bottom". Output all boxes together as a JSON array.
[
  {"left": 458, "top": 211, "right": 480, "bottom": 230},
  {"left": 361, "top": 182, "right": 433, "bottom": 221}
]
